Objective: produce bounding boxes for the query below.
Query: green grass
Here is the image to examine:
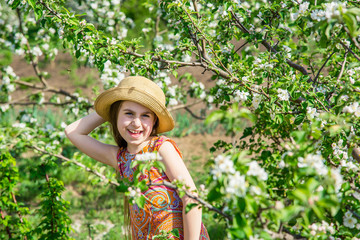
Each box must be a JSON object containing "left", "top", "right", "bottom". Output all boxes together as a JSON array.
[{"left": 0, "top": 49, "right": 13, "bottom": 67}]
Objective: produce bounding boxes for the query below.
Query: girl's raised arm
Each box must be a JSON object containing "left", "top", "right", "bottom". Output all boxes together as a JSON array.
[
  {"left": 159, "top": 141, "right": 202, "bottom": 240},
  {"left": 65, "top": 112, "right": 118, "bottom": 170}
]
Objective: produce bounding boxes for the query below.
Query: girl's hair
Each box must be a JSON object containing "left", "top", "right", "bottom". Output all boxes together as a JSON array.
[
  {"left": 109, "top": 100, "right": 159, "bottom": 148},
  {"left": 109, "top": 101, "right": 127, "bottom": 148}
]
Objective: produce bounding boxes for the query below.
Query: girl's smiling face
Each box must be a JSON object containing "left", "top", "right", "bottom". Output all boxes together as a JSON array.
[{"left": 117, "top": 101, "right": 157, "bottom": 153}]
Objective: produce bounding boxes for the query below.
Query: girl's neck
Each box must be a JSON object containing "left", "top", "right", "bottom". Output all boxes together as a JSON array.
[{"left": 126, "top": 137, "right": 153, "bottom": 154}]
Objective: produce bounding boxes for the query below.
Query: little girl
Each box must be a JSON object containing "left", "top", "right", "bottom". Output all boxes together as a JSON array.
[{"left": 65, "top": 76, "right": 209, "bottom": 240}]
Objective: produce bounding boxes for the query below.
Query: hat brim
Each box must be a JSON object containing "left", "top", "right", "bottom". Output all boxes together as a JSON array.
[{"left": 95, "top": 87, "right": 174, "bottom": 133}]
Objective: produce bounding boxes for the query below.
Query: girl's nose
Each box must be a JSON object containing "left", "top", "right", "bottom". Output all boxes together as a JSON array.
[{"left": 132, "top": 117, "right": 141, "bottom": 127}]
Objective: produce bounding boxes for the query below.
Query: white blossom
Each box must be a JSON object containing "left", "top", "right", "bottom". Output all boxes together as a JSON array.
[
  {"left": 168, "top": 98, "right": 178, "bottom": 106},
  {"left": 0, "top": 104, "right": 10, "bottom": 112},
  {"left": 5, "top": 66, "right": 16, "bottom": 77},
  {"left": 344, "top": 216, "right": 357, "bottom": 229},
  {"left": 211, "top": 155, "right": 235, "bottom": 179},
  {"left": 225, "top": 171, "right": 246, "bottom": 197},
  {"left": 247, "top": 161, "right": 268, "bottom": 181},
  {"left": 307, "top": 106, "right": 319, "bottom": 119},
  {"left": 298, "top": 154, "right": 327, "bottom": 176},
  {"left": 311, "top": 9, "right": 326, "bottom": 21},
  {"left": 298, "top": 2, "right": 310, "bottom": 15},
  {"left": 182, "top": 54, "right": 192, "bottom": 62},
  {"left": 250, "top": 186, "right": 262, "bottom": 195},
  {"left": 324, "top": 2, "right": 346, "bottom": 20},
  {"left": 343, "top": 102, "right": 360, "bottom": 117},
  {"left": 32, "top": 46, "right": 43, "bottom": 57},
  {"left": 340, "top": 95, "right": 349, "bottom": 101},
  {"left": 167, "top": 86, "right": 176, "bottom": 97},
  {"left": 353, "top": 191, "right": 360, "bottom": 201},
  {"left": 279, "top": 160, "right": 285, "bottom": 169},
  {"left": 252, "top": 93, "right": 262, "bottom": 108},
  {"left": 142, "top": 28, "right": 150, "bottom": 34},
  {"left": 234, "top": 90, "right": 249, "bottom": 102},
  {"left": 13, "top": 122, "right": 26, "bottom": 128},
  {"left": 330, "top": 168, "right": 343, "bottom": 193},
  {"left": 347, "top": 69, "right": 356, "bottom": 76},
  {"left": 42, "top": 43, "right": 49, "bottom": 51},
  {"left": 277, "top": 88, "right": 290, "bottom": 101},
  {"left": 135, "top": 152, "right": 162, "bottom": 161}
]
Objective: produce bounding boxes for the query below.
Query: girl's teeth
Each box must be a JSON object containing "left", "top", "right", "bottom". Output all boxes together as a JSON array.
[{"left": 129, "top": 130, "right": 140, "bottom": 133}]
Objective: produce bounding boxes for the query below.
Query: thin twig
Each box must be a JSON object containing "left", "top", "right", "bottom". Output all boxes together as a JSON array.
[
  {"left": 191, "top": 0, "right": 208, "bottom": 59},
  {"left": 343, "top": 26, "right": 360, "bottom": 51},
  {"left": 185, "top": 107, "right": 205, "bottom": 120},
  {"left": 0, "top": 207, "right": 12, "bottom": 238},
  {"left": 345, "top": 206, "right": 360, "bottom": 220},
  {"left": 235, "top": 41, "right": 249, "bottom": 54},
  {"left": 340, "top": 41, "right": 360, "bottom": 61},
  {"left": 14, "top": 79, "right": 81, "bottom": 100},
  {"left": 313, "top": 51, "right": 335, "bottom": 85},
  {"left": 32, "top": 146, "right": 120, "bottom": 186},
  {"left": 167, "top": 100, "right": 203, "bottom": 112},
  {"left": 182, "top": 6, "right": 234, "bottom": 78},
  {"left": 336, "top": 51, "right": 348, "bottom": 82},
  {"left": 4, "top": 101, "right": 74, "bottom": 106},
  {"left": 16, "top": 9, "right": 48, "bottom": 88},
  {"left": 306, "top": 90, "right": 330, "bottom": 113}
]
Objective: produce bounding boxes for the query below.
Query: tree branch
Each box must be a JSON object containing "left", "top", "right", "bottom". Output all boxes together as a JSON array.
[
  {"left": 13, "top": 79, "right": 84, "bottom": 100},
  {"left": 167, "top": 100, "right": 203, "bottom": 112},
  {"left": 336, "top": 51, "right": 348, "bottom": 83},
  {"left": 313, "top": 51, "right": 335, "bottom": 85},
  {"left": 343, "top": 26, "right": 360, "bottom": 51},
  {"left": 32, "top": 146, "right": 120, "bottom": 186},
  {"left": 185, "top": 107, "right": 205, "bottom": 120},
  {"left": 230, "top": 10, "right": 309, "bottom": 77},
  {"left": 16, "top": 9, "right": 48, "bottom": 88},
  {"left": 340, "top": 41, "right": 360, "bottom": 61}
]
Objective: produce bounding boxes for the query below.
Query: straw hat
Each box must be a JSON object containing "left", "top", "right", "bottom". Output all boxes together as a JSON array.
[{"left": 94, "top": 76, "right": 174, "bottom": 133}]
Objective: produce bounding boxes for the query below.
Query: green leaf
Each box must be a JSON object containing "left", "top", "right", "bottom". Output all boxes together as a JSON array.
[
  {"left": 28, "top": 0, "right": 36, "bottom": 9},
  {"left": 205, "top": 110, "right": 223, "bottom": 125},
  {"left": 207, "top": 186, "right": 221, "bottom": 202},
  {"left": 10, "top": 0, "right": 21, "bottom": 9},
  {"left": 280, "top": 205, "right": 303, "bottom": 222},
  {"left": 171, "top": 228, "right": 180, "bottom": 238},
  {"left": 135, "top": 195, "right": 146, "bottom": 209},
  {"left": 34, "top": 7, "right": 43, "bottom": 21},
  {"left": 241, "top": 127, "right": 253, "bottom": 139},
  {"left": 294, "top": 114, "right": 305, "bottom": 125},
  {"left": 290, "top": 131, "right": 306, "bottom": 144},
  {"left": 137, "top": 180, "right": 148, "bottom": 192},
  {"left": 291, "top": 188, "right": 308, "bottom": 203},
  {"left": 237, "top": 198, "right": 246, "bottom": 212},
  {"left": 116, "top": 182, "right": 128, "bottom": 193}
]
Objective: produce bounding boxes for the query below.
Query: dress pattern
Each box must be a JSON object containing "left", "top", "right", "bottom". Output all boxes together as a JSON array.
[{"left": 117, "top": 136, "right": 210, "bottom": 240}]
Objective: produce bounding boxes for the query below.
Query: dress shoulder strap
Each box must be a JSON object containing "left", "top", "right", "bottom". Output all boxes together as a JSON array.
[{"left": 153, "top": 136, "right": 183, "bottom": 158}]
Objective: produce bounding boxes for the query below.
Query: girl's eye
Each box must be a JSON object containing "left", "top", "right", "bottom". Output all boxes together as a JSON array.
[
  {"left": 125, "top": 112, "right": 133, "bottom": 116},
  {"left": 142, "top": 114, "right": 150, "bottom": 118}
]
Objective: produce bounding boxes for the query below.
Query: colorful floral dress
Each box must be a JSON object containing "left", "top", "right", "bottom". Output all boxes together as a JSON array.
[{"left": 117, "top": 136, "right": 210, "bottom": 240}]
